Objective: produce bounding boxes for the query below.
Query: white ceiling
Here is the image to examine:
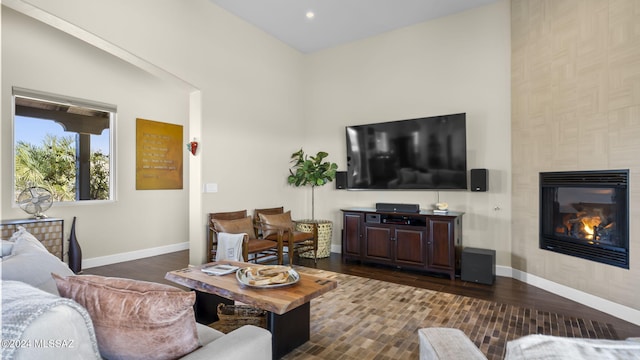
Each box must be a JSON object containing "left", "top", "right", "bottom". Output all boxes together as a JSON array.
[{"left": 209, "top": 0, "right": 500, "bottom": 53}]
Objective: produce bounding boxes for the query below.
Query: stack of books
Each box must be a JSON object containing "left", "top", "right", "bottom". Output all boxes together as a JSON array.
[{"left": 201, "top": 264, "right": 239, "bottom": 276}]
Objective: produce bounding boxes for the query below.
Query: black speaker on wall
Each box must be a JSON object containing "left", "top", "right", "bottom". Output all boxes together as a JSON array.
[
  {"left": 470, "top": 168, "right": 488, "bottom": 192},
  {"left": 335, "top": 171, "right": 347, "bottom": 190}
]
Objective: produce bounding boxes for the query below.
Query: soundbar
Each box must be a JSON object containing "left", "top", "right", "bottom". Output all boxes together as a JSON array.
[{"left": 375, "top": 203, "right": 420, "bottom": 213}]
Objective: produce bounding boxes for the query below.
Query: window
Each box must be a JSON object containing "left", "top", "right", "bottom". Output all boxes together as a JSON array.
[{"left": 13, "top": 87, "right": 115, "bottom": 203}]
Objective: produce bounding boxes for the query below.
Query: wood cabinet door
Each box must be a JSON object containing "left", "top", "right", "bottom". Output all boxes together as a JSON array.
[
  {"left": 363, "top": 225, "right": 393, "bottom": 262},
  {"left": 343, "top": 212, "right": 362, "bottom": 257},
  {"left": 394, "top": 227, "right": 426, "bottom": 266},
  {"left": 427, "top": 218, "right": 455, "bottom": 270}
]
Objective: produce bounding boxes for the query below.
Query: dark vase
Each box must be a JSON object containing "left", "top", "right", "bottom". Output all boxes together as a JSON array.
[{"left": 68, "top": 216, "right": 83, "bottom": 274}]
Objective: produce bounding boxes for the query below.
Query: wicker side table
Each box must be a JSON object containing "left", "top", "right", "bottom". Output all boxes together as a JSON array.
[{"left": 296, "top": 220, "right": 332, "bottom": 258}]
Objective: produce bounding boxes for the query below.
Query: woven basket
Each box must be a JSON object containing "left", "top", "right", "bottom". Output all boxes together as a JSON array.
[
  {"left": 296, "top": 220, "right": 332, "bottom": 258},
  {"left": 209, "top": 304, "right": 267, "bottom": 334}
]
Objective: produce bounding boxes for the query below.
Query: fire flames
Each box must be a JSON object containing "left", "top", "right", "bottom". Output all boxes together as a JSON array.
[
  {"left": 557, "top": 211, "right": 614, "bottom": 242},
  {"left": 580, "top": 216, "right": 601, "bottom": 240}
]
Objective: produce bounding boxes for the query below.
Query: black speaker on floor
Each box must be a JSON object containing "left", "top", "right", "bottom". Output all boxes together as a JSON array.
[
  {"left": 335, "top": 171, "right": 347, "bottom": 190},
  {"left": 461, "top": 247, "right": 495, "bottom": 285},
  {"left": 470, "top": 168, "right": 488, "bottom": 192}
]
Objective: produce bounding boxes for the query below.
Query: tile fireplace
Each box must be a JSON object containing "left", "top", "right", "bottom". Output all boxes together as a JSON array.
[{"left": 539, "top": 170, "right": 629, "bottom": 269}]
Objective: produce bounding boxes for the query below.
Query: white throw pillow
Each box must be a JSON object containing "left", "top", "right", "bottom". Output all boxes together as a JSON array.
[
  {"left": 1, "top": 227, "right": 74, "bottom": 295},
  {"left": 10, "top": 226, "right": 49, "bottom": 254},
  {"left": 1, "top": 240, "right": 14, "bottom": 258}
]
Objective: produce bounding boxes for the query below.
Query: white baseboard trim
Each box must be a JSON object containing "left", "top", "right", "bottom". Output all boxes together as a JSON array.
[
  {"left": 497, "top": 265, "right": 640, "bottom": 326},
  {"left": 496, "top": 265, "right": 512, "bottom": 278},
  {"left": 83, "top": 242, "right": 189, "bottom": 269}
]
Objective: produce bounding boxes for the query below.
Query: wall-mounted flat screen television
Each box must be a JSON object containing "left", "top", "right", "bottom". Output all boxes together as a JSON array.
[{"left": 346, "top": 113, "right": 467, "bottom": 190}]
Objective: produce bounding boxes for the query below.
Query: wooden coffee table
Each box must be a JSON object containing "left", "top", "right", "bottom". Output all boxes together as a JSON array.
[{"left": 165, "top": 261, "right": 337, "bottom": 359}]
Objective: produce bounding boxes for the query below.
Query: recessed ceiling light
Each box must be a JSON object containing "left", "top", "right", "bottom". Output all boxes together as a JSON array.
[{"left": 305, "top": 11, "right": 315, "bottom": 19}]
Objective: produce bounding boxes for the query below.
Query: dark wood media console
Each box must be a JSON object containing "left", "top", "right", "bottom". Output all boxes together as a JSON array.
[{"left": 341, "top": 208, "right": 463, "bottom": 280}]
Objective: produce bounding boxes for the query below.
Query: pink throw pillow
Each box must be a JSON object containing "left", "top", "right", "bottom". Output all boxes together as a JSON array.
[{"left": 53, "top": 274, "right": 199, "bottom": 360}]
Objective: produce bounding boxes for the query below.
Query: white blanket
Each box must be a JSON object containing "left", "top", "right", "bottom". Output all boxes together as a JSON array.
[
  {"left": 216, "top": 232, "right": 245, "bottom": 262},
  {"left": 506, "top": 334, "right": 640, "bottom": 359},
  {"left": 1, "top": 280, "right": 101, "bottom": 360}
]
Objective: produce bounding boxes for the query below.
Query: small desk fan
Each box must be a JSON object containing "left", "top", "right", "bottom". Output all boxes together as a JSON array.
[{"left": 17, "top": 186, "right": 53, "bottom": 218}]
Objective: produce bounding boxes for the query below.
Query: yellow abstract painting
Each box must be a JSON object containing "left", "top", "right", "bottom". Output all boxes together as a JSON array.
[{"left": 136, "top": 118, "right": 183, "bottom": 190}]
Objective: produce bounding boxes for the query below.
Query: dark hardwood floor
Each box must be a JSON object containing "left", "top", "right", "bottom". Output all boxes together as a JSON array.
[{"left": 84, "top": 250, "right": 640, "bottom": 339}]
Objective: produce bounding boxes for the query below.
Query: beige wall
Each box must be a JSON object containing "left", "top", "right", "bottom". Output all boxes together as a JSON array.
[
  {"left": 1, "top": 7, "right": 190, "bottom": 259},
  {"left": 303, "top": 0, "right": 512, "bottom": 264},
  {"left": 3, "top": 0, "right": 511, "bottom": 266},
  {"left": 512, "top": 0, "right": 640, "bottom": 310},
  {"left": 2, "top": 0, "right": 305, "bottom": 264}
]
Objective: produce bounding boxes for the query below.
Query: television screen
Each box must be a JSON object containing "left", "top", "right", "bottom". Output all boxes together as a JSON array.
[{"left": 346, "top": 113, "right": 467, "bottom": 190}]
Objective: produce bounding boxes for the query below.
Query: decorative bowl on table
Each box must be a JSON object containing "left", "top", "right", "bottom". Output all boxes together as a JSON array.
[
  {"left": 436, "top": 202, "right": 449, "bottom": 210},
  {"left": 236, "top": 265, "right": 300, "bottom": 289}
]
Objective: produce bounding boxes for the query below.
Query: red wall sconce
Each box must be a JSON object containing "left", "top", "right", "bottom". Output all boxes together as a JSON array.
[{"left": 187, "top": 138, "right": 198, "bottom": 156}]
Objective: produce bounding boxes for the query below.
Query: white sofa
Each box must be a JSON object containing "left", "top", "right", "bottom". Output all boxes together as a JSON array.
[
  {"left": 1, "top": 226, "right": 272, "bottom": 360},
  {"left": 419, "top": 327, "right": 640, "bottom": 360}
]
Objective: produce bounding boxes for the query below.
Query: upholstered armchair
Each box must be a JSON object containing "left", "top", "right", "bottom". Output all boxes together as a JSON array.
[
  {"left": 253, "top": 207, "right": 318, "bottom": 265},
  {"left": 208, "top": 210, "right": 282, "bottom": 264}
]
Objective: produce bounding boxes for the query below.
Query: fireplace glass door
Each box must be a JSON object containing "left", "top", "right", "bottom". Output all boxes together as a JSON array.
[{"left": 539, "top": 170, "right": 628, "bottom": 269}]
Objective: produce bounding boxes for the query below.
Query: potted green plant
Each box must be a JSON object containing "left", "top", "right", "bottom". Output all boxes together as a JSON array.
[
  {"left": 287, "top": 149, "right": 338, "bottom": 258},
  {"left": 287, "top": 149, "right": 338, "bottom": 219}
]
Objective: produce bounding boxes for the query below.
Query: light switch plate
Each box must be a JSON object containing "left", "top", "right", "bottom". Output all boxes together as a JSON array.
[{"left": 204, "top": 183, "right": 218, "bottom": 193}]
